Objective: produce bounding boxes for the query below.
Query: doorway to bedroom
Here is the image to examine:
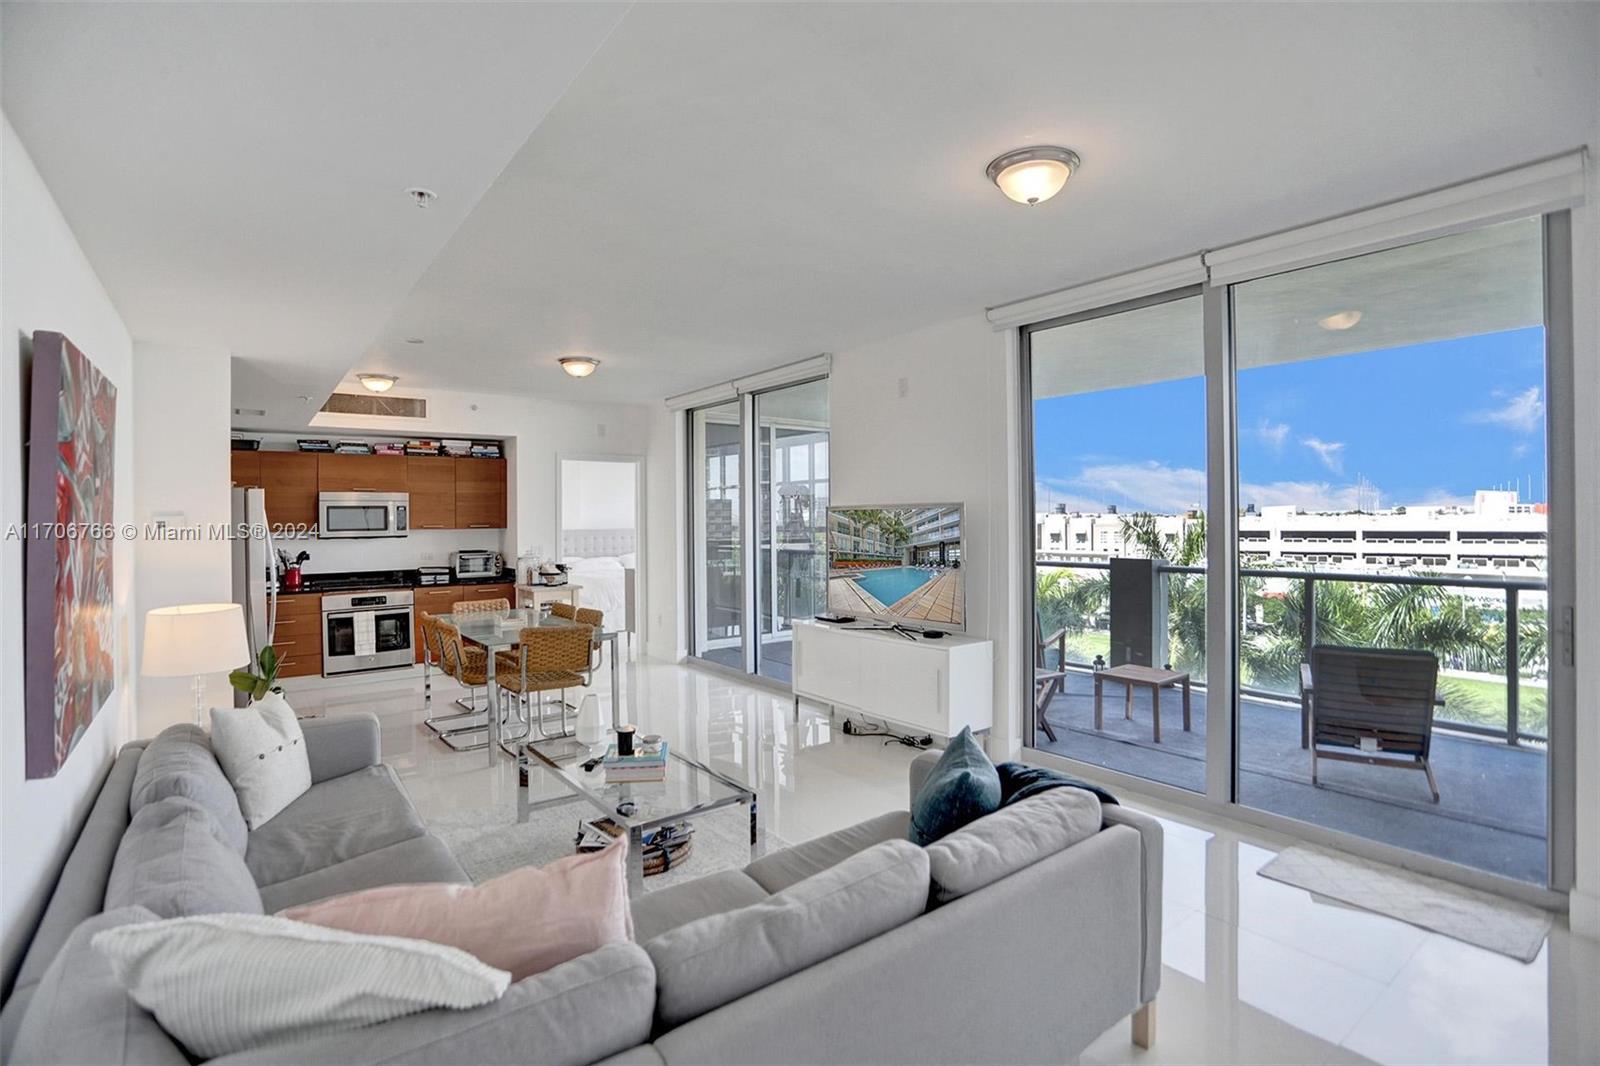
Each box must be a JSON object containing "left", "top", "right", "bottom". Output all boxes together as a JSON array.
[{"left": 557, "top": 456, "right": 642, "bottom": 657}]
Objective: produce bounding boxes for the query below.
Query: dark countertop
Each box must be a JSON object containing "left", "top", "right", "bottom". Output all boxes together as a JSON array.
[{"left": 276, "top": 568, "right": 516, "bottom": 596}]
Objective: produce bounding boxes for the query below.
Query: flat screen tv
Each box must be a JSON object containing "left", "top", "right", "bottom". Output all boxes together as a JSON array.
[{"left": 825, "top": 504, "right": 965, "bottom": 631}]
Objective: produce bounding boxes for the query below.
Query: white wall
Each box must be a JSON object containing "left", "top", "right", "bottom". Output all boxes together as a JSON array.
[
  {"left": 644, "top": 406, "right": 681, "bottom": 659},
  {"left": 132, "top": 343, "right": 232, "bottom": 736},
  {"left": 560, "top": 458, "right": 638, "bottom": 533},
  {"left": 1, "top": 117, "right": 137, "bottom": 991},
  {"left": 827, "top": 314, "right": 1016, "bottom": 755}
]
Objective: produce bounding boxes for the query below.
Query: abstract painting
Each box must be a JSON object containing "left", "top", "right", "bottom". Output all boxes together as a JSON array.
[{"left": 25, "top": 331, "right": 118, "bottom": 779}]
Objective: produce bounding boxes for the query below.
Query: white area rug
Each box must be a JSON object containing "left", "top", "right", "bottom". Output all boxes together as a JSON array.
[
  {"left": 1258, "top": 845, "right": 1552, "bottom": 962},
  {"left": 428, "top": 799, "right": 786, "bottom": 893}
]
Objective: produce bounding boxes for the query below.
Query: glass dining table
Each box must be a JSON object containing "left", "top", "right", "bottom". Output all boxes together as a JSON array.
[{"left": 438, "top": 607, "right": 621, "bottom": 766}]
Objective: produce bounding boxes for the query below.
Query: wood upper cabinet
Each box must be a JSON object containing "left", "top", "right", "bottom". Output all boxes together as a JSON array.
[
  {"left": 317, "top": 453, "right": 407, "bottom": 493},
  {"left": 454, "top": 458, "right": 507, "bottom": 529},
  {"left": 230, "top": 452, "right": 262, "bottom": 487},
  {"left": 258, "top": 452, "right": 319, "bottom": 528},
  {"left": 406, "top": 457, "right": 456, "bottom": 530}
]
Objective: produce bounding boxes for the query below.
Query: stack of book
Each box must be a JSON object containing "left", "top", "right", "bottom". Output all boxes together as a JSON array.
[
  {"left": 334, "top": 440, "right": 373, "bottom": 455},
  {"left": 603, "top": 741, "right": 668, "bottom": 782},
  {"left": 441, "top": 438, "right": 472, "bottom": 457},
  {"left": 404, "top": 439, "right": 441, "bottom": 456},
  {"left": 469, "top": 440, "right": 503, "bottom": 459}
]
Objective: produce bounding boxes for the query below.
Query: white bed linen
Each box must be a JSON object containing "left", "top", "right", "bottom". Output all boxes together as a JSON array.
[{"left": 564, "top": 557, "right": 630, "bottom": 629}]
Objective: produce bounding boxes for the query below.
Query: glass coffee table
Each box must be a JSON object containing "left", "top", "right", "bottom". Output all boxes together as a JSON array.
[{"left": 520, "top": 739, "right": 763, "bottom": 892}]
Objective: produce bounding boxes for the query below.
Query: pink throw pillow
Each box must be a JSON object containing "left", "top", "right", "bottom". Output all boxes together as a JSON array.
[{"left": 281, "top": 839, "right": 633, "bottom": 982}]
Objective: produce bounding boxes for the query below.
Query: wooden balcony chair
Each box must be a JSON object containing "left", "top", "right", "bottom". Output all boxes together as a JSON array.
[
  {"left": 1300, "top": 644, "right": 1441, "bottom": 802},
  {"left": 494, "top": 624, "right": 594, "bottom": 753},
  {"left": 1032, "top": 614, "right": 1068, "bottom": 743}
]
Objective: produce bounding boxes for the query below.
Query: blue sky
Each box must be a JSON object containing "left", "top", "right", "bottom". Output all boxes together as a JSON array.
[{"left": 1033, "top": 326, "right": 1547, "bottom": 515}]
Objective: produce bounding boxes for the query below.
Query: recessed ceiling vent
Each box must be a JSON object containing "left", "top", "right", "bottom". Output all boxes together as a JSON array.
[{"left": 319, "top": 392, "right": 427, "bottom": 419}]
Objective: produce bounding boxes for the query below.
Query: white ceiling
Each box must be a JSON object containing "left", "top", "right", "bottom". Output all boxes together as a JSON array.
[
  {"left": 1, "top": 1, "right": 628, "bottom": 421},
  {"left": 3, "top": 3, "right": 1596, "bottom": 418}
]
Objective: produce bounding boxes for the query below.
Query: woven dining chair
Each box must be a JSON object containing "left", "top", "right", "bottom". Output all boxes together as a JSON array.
[
  {"left": 430, "top": 619, "right": 499, "bottom": 752},
  {"left": 452, "top": 597, "right": 511, "bottom": 615},
  {"left": 493, "top": 623, "right": 594, "bottom": 754},
  {"left": 574, "top": 607, "right": 605, "bottom": 676},
  {"left": 547, "top": 601, "right": 578, "bottom": 621}
]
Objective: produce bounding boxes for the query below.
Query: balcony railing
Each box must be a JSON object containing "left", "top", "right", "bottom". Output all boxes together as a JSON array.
[{"left": 1036, "top": 558, "right": 1548, "bottom": 745}]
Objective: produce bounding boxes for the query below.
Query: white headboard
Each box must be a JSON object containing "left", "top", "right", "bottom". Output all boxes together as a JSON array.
[{"left": 562, "top": 528, "right": 636, "bottom": 558}]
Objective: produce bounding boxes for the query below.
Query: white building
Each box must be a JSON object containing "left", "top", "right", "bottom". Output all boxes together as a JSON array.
[{"left": 1036, "top": 489, "right": 1547, "bottom": 576}]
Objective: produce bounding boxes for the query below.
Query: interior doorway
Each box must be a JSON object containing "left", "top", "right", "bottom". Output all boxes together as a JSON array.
[{"left": 556, "top": 455, "right": 643, "bottom": 657}]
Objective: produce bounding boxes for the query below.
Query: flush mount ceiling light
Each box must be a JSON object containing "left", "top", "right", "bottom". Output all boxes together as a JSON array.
[
  {"left": 986, "top": 146, "right": 1081, "bottom": 205},
  {"left": 1318, "top": 310, "right": 1363, "bottom": 331},
  {"left": 403, "top": 337, "right": 425, "bottom": 345},
  {"left": 404, "top": 187, "right": 437, "bottom": 208},
  {"left": 559, "top": 357, "right": 601, "bottom": 378},
  {"left": 357, "top": 373, "right": 399, "bottom": 393}
]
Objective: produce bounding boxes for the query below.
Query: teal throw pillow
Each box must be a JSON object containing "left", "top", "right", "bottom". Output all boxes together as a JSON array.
[{"left": 909, "top": 726, "right": 1001, "bottom": 846}]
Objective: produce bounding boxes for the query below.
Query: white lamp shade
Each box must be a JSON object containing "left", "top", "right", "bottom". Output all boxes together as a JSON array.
[{"left": 142, "top": 603, "right": 251, "bottom": 677}]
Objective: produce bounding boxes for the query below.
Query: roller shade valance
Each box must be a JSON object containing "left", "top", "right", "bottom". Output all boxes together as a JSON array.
[
  {"left": 1203, "top": 150, "right": 1587, "bottom": 285},
  {"left": 664, "top": 354, "right": 831, "bottom": 410}
]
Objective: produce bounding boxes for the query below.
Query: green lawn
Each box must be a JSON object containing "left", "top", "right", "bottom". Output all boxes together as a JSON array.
[{"left": 1436, "top": 675, "right": 1546, "bottom": 737}]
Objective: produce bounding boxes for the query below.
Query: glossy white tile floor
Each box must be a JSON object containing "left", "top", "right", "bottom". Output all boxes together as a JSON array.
[{"left": 283, "top": 655, "right": 1600, "bottom": 1066}]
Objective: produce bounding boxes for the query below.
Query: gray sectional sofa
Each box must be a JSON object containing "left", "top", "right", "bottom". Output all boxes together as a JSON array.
[{"left": 0, "top": 715, "right": 1162, "bottom": 1066}]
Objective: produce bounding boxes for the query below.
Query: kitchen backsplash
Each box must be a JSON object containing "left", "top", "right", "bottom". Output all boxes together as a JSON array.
[{"left": 276, "top": 528, "right": 505, "bottom": 575}]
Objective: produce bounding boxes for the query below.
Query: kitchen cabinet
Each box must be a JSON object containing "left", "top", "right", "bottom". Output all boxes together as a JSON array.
[
  {"left": 411, "top": 583, "right": 514, "bottom": 663},
  {"left": 317, "top": 453, "right": 407, "bottom": 493},
  {"left": 230, "top": 448, "right": 508, "bottom": 529},
  {"left": 406, "top": 457, "right": 456, "bottom": 530},
  {"left": 259, "top": 452, "right": 319, "bottom": 529},
  {"left": 230, "top": 452, "right": 262, "bottom": 487},
  {"left": 454, "top": 458, "right": 507, "bottom": 529},
  {"left": 271, "top": 592, "right": 323, "bottom": 678}
]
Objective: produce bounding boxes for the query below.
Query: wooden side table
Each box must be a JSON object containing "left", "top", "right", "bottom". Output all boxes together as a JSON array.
[{"left": 1094, "top": 664, "right": 1191, "bottom": 743}]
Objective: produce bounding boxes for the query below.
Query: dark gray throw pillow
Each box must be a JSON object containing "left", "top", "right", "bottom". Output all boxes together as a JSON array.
[{"left": 908, "top": 726, "right": 1001, "bottom": 845}]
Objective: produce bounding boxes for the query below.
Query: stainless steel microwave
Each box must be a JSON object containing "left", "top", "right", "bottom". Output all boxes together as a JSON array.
[{"left": 318, "top": 492, "right": 409, "bottom": 539}]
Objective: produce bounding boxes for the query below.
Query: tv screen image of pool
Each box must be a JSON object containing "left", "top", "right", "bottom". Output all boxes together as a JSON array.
[{"left": 824, "top": 505, "right": 965, "bottom": 630}]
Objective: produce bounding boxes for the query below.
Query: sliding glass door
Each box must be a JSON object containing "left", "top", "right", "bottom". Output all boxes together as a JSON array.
[
  {"left": 689, "top": 401, "right": 743, "bottom": 666},
  {"left": 687, "top": 379, "right": 830, "bottom": 682},
  {"left": 1026, "top": 291, "right": 1210, "bottom": 792},
  {"left": 1021, "top": 211, "right": 1571, "bottom": 893},
  {"left": 755, "top": 380, "right": 830, "bottom": 683},
  {"left": 1231, "top": 217, "right": 1551, "bottom": 882}
]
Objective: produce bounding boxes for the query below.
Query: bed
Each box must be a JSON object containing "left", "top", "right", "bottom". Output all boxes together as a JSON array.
[{"left": 560, "top": 529, "right": 637, "bottom": 643}]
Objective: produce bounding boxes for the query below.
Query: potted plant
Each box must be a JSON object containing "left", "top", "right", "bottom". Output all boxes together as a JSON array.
[{"left": 229, "top": 646, "right": 290, "bottom": 712}]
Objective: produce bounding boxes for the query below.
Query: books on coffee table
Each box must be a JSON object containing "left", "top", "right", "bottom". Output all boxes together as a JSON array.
[{"left": 603, "top": 740, "right": 668, "bottom": 782}]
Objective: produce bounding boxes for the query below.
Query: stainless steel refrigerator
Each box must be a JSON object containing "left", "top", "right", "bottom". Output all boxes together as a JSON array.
[{"left": 231, "top": 487, "right": 278, "bottom": 666}]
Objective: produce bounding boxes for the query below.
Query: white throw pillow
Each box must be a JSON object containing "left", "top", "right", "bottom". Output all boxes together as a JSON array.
[
  {"left": 210, "top": 693, "right": 312, "bottom": 829},
  {"left": 92, "top": 913, "right": 511, "bottom": 1059},
  {"left": 618, "top": 552, "right": 637, "bottom": 569}
]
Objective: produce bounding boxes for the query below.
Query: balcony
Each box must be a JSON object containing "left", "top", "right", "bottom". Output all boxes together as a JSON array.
[{"left": 1034, "top": 561, "right": 1548, "bottom": 883}]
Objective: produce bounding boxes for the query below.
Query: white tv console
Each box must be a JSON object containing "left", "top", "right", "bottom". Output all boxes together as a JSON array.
[{"left": 791, "top": 620, "right": 993, "bottom": 740}]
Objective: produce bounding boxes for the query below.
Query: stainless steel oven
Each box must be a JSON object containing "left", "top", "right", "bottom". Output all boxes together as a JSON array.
[
  {"left": 321, "top": 589, "right": 414, "bottom": 674},
  {"left": 318, "top": 492, "right": 409, "bottom": 539}
]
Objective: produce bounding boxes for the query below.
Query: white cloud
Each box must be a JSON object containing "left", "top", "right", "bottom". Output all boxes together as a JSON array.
[
  {"left": 1042, "top": 458, "right": 1392, "bottom": 516},
  {"left": 1301, "top": 436, "right": 1345, "bottom": 474},
  {"left": 1075, "top": 461, "right": 1206, "bottom": 513},
  {"left": 1468, "top": 387, "right": 1544, "bottom": 434},
  {"left": 1239, "top": 479, "right": 1366, "bottom": 513},
  {"left": 1255, "top": 420, "right": 1291, "bottom": 452}
]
